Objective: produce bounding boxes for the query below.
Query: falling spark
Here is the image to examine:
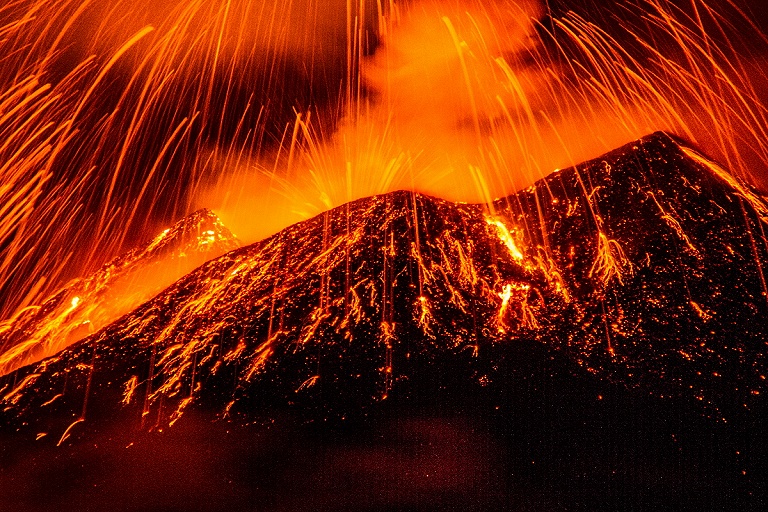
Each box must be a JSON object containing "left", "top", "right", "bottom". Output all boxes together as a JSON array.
[
  {"left": 0, "top": 0, "right": 766, "bottom": 433},
  {"left": 0, "top": 0, "right": 766, "bottom": 323}
]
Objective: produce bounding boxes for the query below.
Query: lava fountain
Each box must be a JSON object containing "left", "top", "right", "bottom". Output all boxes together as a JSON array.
[
  {"left": 1, "top": 1, "right": 768, "bottom": 510},
  {"left": 1, "top": 0, "right": 767, "bottom": 319}
]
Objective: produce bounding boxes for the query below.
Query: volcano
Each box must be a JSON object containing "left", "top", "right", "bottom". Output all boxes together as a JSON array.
[{"left": 1, "top": 132, "right": 766, "bottom": 511}]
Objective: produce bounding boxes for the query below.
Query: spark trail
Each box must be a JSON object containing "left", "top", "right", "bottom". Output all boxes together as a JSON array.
[
  {"left": 3, "top": 133, "right": 766, "bottom": 431},
  {"left": 2, "top": 0, "right": 768, "bottom": 324}
]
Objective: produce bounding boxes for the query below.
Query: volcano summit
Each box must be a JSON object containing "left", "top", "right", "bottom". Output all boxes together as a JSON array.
[{"left": 1, "top": 133, "right": 767, "bottom": 511}]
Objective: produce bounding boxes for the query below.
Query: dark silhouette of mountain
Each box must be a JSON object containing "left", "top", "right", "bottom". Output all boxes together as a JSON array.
[{"left": 1, "top": 132, "right": 766, "bottom": 511}]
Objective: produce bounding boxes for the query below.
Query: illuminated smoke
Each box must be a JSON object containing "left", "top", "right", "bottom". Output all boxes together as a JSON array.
[
  {"left": 0, "top": 4, "right": 767, "bottom": 504},
  {"left": 1, "top": 0, "right": 767, "bottom": 324},
  {"left": 199, "top": 0, "right": 768, "bottom": 245},
  {"left": 0, "top": 0, "right": 360, "bottom": 318}
]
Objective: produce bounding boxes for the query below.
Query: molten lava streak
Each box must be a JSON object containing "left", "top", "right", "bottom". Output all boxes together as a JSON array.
[{"left": 1, "top": 0, "right": 768, "bottom": 509}]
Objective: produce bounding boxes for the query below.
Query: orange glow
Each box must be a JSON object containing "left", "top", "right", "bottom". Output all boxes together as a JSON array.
[
  {"left": 0, "top": 0, "right": 767, "bottom": 391},
  {"left": 122, "top": 375, "right": 139, "bottom": 405},
  {"left": 496, "top": 283, "right": 515, "bottom": 332},
  {"left": 486, "top": 217, "right": 525, "bottom": 261},
  {"left": 0, "top": 210, "right": 238, "bottom": 377},
  {"left": 57, "top": 418, "right": 85, "bottom": 446},
  {"left": 195, "top": 0, "right": 768, "bottom": 252}
]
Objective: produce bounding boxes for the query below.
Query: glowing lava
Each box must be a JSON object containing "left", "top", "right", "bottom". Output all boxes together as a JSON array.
[
  {"left": 0, "top": 209, "right": 238, "bottom": 376},
  {"left": 3, "top": 0, "right": 768, "bottom": 324},
  {"left": 3, "top": 132, "right": 766, "bottom": 432}
]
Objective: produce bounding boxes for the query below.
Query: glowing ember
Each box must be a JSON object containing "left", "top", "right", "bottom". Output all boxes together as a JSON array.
[
  {"left": 1, "top": 133, "right": 767, "bottom": 509},
  {"left": 486, "top": 217, "right": 526, "bottom": 261},
  {"left": 1, "top": 0, "right": 768, "bottom": 510},
  {"left": 0, "top": 209, "right": 239, "bottom": 376},
  {"left": 2, "top": 132, "right": 766, "bottom": 428},
  {"left": 1, "top": 0, "right": 768, "bottom": 321}
]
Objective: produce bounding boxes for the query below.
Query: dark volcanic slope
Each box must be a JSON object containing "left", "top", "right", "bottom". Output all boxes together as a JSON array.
[
  {"left": 0, "top": 209, "right": 239, "bottom": 376},
  {"left": 2, "top": 132, "right": 767, "bottom": 511},
  {"left": 503, "top": 133, "right": 768, "bottom": 415},
  {"left": 4, "top": 181, "right": 568, "bottom": 424}
]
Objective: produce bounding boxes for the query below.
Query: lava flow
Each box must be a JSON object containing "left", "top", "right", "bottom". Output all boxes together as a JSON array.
[{"left": 0, "top": 209, "right": 239, "bottom": 377}]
